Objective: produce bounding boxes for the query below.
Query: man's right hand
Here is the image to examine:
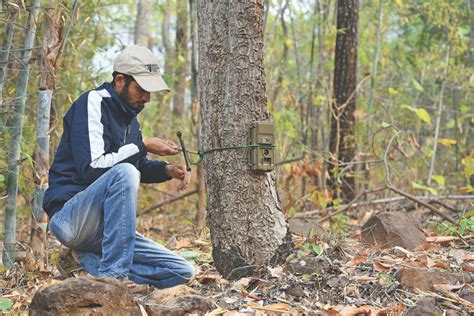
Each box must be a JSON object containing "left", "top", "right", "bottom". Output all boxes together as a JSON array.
[{"left": 143, "top": 137, "right": 180, "bottom": 156}]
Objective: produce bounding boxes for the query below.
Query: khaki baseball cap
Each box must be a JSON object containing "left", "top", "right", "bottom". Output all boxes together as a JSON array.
[{"left": 113, "top": 45, "right": 170, "bottom": 92}]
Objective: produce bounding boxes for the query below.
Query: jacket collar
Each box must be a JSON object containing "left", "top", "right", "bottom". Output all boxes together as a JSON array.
[{"left": 100, "top": 82, "right": 144, "bottom": 121}]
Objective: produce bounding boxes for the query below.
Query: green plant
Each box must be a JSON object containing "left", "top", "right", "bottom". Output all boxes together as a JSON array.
[
  {"left": 436, "top": 217, "right": 474, "bottom": 236},
  {"left": 330, "top": 214, "right": 349, "bottom": 235}
]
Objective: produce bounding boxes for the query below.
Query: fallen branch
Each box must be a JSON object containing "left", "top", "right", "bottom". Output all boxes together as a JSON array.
[
  {"left": 386, "top": 185, "right": 457, "bottom": 224},
  {"left": 315, "top": 187, "right": 386, "bottom": 223},
  {"left": 297, "top": 194, "right": 473, "bottom": 219},
  {"left": 140, "top": 189, "right": 198, "bottom": 215}
]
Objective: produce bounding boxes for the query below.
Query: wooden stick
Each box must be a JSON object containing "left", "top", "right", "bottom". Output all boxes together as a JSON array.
[
  {"left": 297, "top": 194, "right": 473, "bottom": 218},
  {"left": 387, "top": 185, "right": 457, "bottom": 224},
  {"left": 140, "top": 189, "right": 198, "bottom": 215}
]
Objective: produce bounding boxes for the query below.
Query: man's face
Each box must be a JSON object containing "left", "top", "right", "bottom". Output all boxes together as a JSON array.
[{"left": 115, "top": 75, "right": 151, "bottom": 109}]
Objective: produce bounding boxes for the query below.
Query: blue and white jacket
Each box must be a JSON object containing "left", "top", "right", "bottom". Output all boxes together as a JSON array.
[{"left": 43, "top": 82, "right": 171, "bottom": 218}]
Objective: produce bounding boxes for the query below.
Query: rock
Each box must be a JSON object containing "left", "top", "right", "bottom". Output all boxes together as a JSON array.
[
  {"left": 144, "top": 285, "right": 214, "bottom": 316},
  {"left": 459, "top": 287, "right": 474, "bottom": 304},
  {"left": 396, "top": 268, "right": 472, "bottom": 291},
  {"left": 284, "top": 256, "right": 330, "bottom": 275},
  {"left": 361, "top": 211, "right": 426, "bottom": 250},
  {"left": 285, "top": 284, "right": 306, "bottom": 298},
  {"left": 29, "top": 276, "right": 141, "bottom": 315},
  {"left": 406, "top": 297, "right": 443, "bottom": 316},
  {"left": 288, "top": 218, "right": 328, "bottom": 239}
]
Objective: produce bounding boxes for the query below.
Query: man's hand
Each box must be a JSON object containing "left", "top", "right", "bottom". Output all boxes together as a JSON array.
[
  {"left": 143, "top": 137, "right": 180, "bottom": 156},
  {"left": 165, "top": 164, "right": 190, "bottom": 191}
]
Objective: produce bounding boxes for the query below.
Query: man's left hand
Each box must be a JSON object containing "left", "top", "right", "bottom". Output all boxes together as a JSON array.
[{"left": 165, "top": 164, "right": 190, "bottom": 191}]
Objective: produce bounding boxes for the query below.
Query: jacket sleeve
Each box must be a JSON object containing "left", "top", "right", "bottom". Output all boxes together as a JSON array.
[
  {"left": 138, "top": 157, "right": 172, "bottom": 183},
  {"left": 71, "top": 90, "right": 147, "bottom": 184}
]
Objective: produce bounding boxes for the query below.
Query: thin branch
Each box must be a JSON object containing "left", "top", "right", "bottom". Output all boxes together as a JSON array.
[
  {"left": 297, "top": 194, "right": 473, "bottom": 218},
  {"left": 386, "top": 185, "right": 457, "bottom": 224},
  {"left": 139, "top": 189, "right": 198, "bottom": 215}
]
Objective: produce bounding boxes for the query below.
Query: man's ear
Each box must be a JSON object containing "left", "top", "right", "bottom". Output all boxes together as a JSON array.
[{"left": 114, "top": 74, "right": 126, "bottom": 92}]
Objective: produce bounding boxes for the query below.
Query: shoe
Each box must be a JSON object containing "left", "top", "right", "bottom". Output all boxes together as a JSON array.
[{"left": 56, "top": 249, "right": 83, "bottom": 279}]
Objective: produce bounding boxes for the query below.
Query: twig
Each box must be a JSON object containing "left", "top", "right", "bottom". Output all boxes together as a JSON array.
[
  {"left": 427, "top": 46, "right": 451, "bottom": 186},
  {"left": 387, "top": 185, "right": 457, "bottom": 224},
  {"left": 140, "top": 189, "right": 198, "bottom": 215},
  {"left": 275, "top": 156, "right": 304, "bottom": 166},
  {"left": 316, "top": 187, "right": 386, "bottom": 223},
  {"left": 297, "top": 194, "right": 473, "bottom": 218}
]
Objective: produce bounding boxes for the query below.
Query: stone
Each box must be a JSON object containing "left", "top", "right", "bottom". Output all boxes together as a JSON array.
[
  {"left": 459, "top": 288, "right": 474, "bottom": 304},
  {"left": 396, "top": 268, "right": 472, "bottom": 292},
  {"left": 284, "top": 256, "right": 330, "bottom": 275},
  {"left": 405, "top": 297, "right": 443, "bottom": 316},
  {"left": 288, "top": 218, "right": 328, "bottom": 240},
  {"left": 29, "top": 276, "right": 141, "bottom": 315},
  {"left": 361, "top": 211, "right": 426, "bottom": 250},
  {"left": 144, "top": 285, "right": 214, "bottom": 316}
]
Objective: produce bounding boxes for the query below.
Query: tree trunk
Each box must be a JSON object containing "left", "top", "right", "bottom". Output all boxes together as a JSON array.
[
  {"left": 197, "top": 0, "right": 292, "bottom": 279},
  {"left": 172, "top": 0, "right": 188, "bottom": 118},
  {"left": 189, "top": 0, "right": 206, "bottom": 231},
  {"left": 134, "top": 0, "right": 152, "bottom": 48},
  {"left": 0, "top": 2, "right": 18, "bottom": 107},
  {"left": 328, "top": 0, "right": 359, "bottom": 202},
  {"left": 3, "top": 0, "right": 41, "bottom": 268},
  {"left": 30, "top": 0, "right": 66, "bottom": 270}
]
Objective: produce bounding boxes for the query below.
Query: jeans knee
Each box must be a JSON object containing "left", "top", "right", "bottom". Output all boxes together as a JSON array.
[{"left": 113, "top": 163, "right": 140, "bottom": 191}]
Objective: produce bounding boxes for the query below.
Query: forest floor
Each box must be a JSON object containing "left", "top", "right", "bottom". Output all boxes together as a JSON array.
[{"left": 1, "top": 198, "right": 473, "bottom": 315}]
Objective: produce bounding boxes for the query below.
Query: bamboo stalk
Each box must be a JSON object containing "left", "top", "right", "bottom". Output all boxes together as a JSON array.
[{"left": 3, "top": 0, "right": 41, "bottom": 268}]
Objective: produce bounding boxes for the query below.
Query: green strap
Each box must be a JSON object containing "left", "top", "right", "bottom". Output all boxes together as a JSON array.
[{"left": 187, "top": 144, "right": 273, "bottom": 165}]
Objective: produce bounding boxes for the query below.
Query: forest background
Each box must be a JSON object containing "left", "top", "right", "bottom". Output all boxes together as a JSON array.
[{"left": 0, "top": 0, "right": 473, "bottom": 268}]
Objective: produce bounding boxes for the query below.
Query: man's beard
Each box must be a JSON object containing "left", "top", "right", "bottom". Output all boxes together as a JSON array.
[{"left": 119, "top": 81, "right": 145, "bottom": 111}]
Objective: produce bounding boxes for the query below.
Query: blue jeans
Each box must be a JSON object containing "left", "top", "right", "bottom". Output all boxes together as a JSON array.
[{"left": 48, "top": 163, "right": 194, "bottom": 288}]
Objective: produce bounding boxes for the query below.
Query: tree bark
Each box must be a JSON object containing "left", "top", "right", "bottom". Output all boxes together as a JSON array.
[
  {"left": 197, "top": 0, "right": 292, "bottom": 279},
  {"left": 3, "top": 0, "right": 41, "bottom": 268},
  {"left": 328, "top": 0, "right": 359, "bottom": 202},
  {"left": 189, "top": 0, "right": 206, "bottom": 230},
  {"left": 134, "top": 0, "right": 152, "bottom": 48},
  {"left": 172, "top": 0, "right": 188, "bottom": 118},
  {"left": 30, "top": 0, "right": 65, "bottom": 270},
  {"left": 0, "top": 2, "right": 18, "bottom": 108}
]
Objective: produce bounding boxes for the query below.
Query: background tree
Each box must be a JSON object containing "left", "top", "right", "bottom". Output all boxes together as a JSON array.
[
  {"left": 328, "top": 0, "right": 359, "bottom": 202},
  {"left": 197, "top": 0, "right": 292, "bottom": 279},
  {"left": 134, "top": 0, "right": 152, "bottom": 48},
  {"left": 3, "top": 0, "right": 41, "bottom": 267}
]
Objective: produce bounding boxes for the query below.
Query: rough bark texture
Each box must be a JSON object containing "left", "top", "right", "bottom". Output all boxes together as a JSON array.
[
  {"left": 29, "top": 277, "right": 141, "bottom": 315},
  {"left": 328, "top": 0, "right": 359, "bottom": 201},
  {"left": 134, "top": 0, "right": 152, "bottom": 48},
  {"left": 197, "top": 0, "right": 292, "bottom": 279},
  {"left": 30, "top": 0, "right": 63, "bottom": 271},
  {"left": 172, "top": 0, "right": 188, "bottom": 118}
]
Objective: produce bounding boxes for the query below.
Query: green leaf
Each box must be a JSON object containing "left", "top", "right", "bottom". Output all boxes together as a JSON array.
[
  {"left": 460, "top": 104, "right": 470, "bottom": 113},
  {"left": 431, "top": 175, "right": 445, "bottom": 186},
  {"left": 0, "top": 298, "right": 12, "bottom": 312},
  {"left": 388, "top": 88, "right": 399, "bottom": 95},
  {"left": 178, "top": 250, "right": 199, "bottom": 261},
  {"left": 312, "top": 244, "right": 322, "bottom": 255},
  {"left": 465, "top": 209, "right": 474, "bottom": 218},
  {"left": 445, "top": 119, "right": 455, "bottom": 129},
  {"left": 462, "top": 156, "right": 474, "bottom": 177},
  {"left": 412, "top": 78, "right": 424, "bottom": 92},
  {"left": 457, "top": 26, "right": 470, "bottom": 37},
  {"left": 416, "top": 108, "right": 431, "bottom": 125},
  {"left": 437, "top": 138, "right": 457, "bottom": 147},
  {"left": 411, "top": 181, "right": 438, "bottom": 195},
  {"left": 381, "top": 122, "right": 391, "bottom": 128},
  {"left": 0, "top": 174, "right": 4, "bottom": 182},
  {"left": 400, "top": 104, "right": 416, "bottom": 112}
]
